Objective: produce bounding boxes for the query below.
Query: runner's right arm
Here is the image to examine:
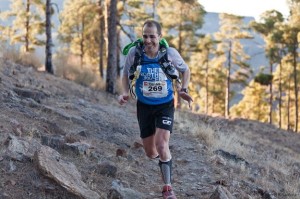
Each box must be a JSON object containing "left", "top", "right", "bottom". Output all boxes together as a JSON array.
[{"left": 118, "top": 47, "right": 135, "bottom": 105}]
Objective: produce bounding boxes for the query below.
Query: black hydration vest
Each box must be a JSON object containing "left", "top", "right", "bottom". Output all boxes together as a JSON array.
[{"left": 128, "top": 42, "right": 179, "bottom": 82}]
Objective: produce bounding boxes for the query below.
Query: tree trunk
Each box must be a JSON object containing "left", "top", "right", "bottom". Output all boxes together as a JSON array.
[
  {"left": 152, "top": 0, "right": 158, "bottom": 20},
  {"left": 105, "top": 0, "right": 118, "bottom": 94},
  {"left": 205, "top": 53, "right": 209, "bottom": 114},
  {"left": 287, "top": 79, "right": 291, "bottom": 131},
  {"left": 292, "top": 44, "right": 298, "bottom": 132},
  {"left": 176, "top": 14, "right": 183, "bottom": 109},
  {"left": 117, "top": 27, "right": 121, "bottom": 77},
  {"left": 225, "top": 41, "right": 232, "bottom": 118},
  {"left": 45, "top": 0, "right": 53, "bottom": 74},
  {"left": 278, "top": 59, "right": 282, "bottom": 128},
  {"left": 98, "top": 0, "right": 104, "bottom": 79},
  {"left": 25, "top": 0, "right": 30, "bottom": 52},
  {"left": 80, "top": 15, "right": 85, "bottom": 68},
  {"left": 269, "top": 61, "right": 273, "bottom": 124},
  {"left": 212, "top": 93, "right": 215, "bottom": 113}
]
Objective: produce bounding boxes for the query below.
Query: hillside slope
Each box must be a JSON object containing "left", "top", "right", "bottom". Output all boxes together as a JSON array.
[{"left": 0, "top": 59, "right": 300, "bottom": 199}]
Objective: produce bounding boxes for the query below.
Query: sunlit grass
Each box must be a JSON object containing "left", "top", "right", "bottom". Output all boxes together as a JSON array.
[
  {"left": 0, "top": 42, "right": 42, "bottom": 69},
  {"left": 176, "top": 110, "right": 300, "bottom": 197}
]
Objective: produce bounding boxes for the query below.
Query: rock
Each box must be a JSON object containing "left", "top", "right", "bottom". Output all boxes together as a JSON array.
[
  {"left": 214, "top": 149, "right": 249, "bottom": 166},
  {"left": 9, "top": 160, "right": 16, "bottom": 172},
  {"left": 241, "top": 180, "right": 276, "bottom": 199},
  {"left": 78, "top": 130, "right": 88, "bottom": 138},
  {"left": 108, "top": 189, "right": 122, "bottom": 199},
  {"left": 132, "top": 141, "right": 143, "bottom": 149},
  {"left": 6, "top": 134, "right": 41, "bottom": 161},
  {"left": 5, "top": 179, "right": 16, "bottom": 186},
  {"left": 64, "top": 142, "right": 91, "bottom": 156},
  {"left": 0, "top": 192, "right": 10, "bottom": 199},
  {"left": 94, "top": 162, "right": 118, "bottom": 178},
  {"left": 209, "top": 186, "right": 234, "bottom": 199},
  {"left": 107, "top": 180, "right": 144, "bottom": 199},
  {"left": 34, "top": 145, "right": 100, "bottom": 199},
  {"left": 13, "top": 87, "right": 48, "bottom": 103},
  {"left": 210, "top": 155, "right": 226, "bottom": 166},
  {"left": 216, "top": 179, "right": 229, "bottom": 187},
  {"left": 41, "top": 135, "right": 65, "bottom": 150},
  {"left": 116, "top": 148, "right": 127, "bottom": 157},
  {"left": 65, "top": 133, "right": 81, "bottom": 143}
]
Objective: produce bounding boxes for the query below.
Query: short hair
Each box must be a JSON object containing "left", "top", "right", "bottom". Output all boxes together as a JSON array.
[{"left": 143, "top": 20, "right": 162, "bottom": 35}]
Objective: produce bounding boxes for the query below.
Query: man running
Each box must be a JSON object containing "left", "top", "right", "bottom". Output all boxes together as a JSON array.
[{"left": 118, "top": 19, "right": 192, "bottom": 199}]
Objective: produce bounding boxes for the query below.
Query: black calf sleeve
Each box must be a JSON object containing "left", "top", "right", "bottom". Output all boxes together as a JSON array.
[{"left": 159, "top": 159, "right": 172, "bottom": 185}]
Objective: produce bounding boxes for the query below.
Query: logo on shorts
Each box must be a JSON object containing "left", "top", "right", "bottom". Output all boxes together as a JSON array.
[{"left": 162, "top": 120, "right": 172, "bottom": 125}]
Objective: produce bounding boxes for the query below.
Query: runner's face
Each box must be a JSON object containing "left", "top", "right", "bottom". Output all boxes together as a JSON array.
[{"left": 142, "top": 25, "right": 161, "bottom": 54}]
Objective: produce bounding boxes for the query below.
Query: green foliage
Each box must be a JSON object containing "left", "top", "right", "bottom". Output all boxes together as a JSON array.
[
  {"left": 213, "top": 13, "right": 252, "bottom": 116},
  {"left": 120, "top": 0, "right": 152, "bottom": 40},
  {"left": 58, "top": 0, "right": 101, "bottom": 66},
  {"left": 230, "top": 81, "right": 269, "bottom": 122},
  {"left": 0, "top": 0, "right": 45, "bottom": 52},
  {"left": 189, "top": 34, "right": 219, "bottom": 114},
  {"left": 157, "top": 0, "right": 205, "bottom": 58},
  {"left": 250, "top": 9, "right": 286, "bottom": 60},
  {"left": 254, "top": 73, "right": 273, "bottom": 85}
]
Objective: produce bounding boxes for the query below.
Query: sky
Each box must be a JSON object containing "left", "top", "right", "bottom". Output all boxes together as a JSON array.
[
  {"left": 0, "top": 0, "right": 290, "bottom": 21},
  {"left": 199, "top": 0, "right": 290, "bottom": 20}
]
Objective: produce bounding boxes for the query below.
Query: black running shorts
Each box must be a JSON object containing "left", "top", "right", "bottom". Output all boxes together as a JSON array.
[{"left": 136, "top": 99, "right": 175, "bottom": 139}]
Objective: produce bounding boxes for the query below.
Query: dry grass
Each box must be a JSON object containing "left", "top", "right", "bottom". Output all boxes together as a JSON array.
[
  {"left": 0, "top": 42, "right": 42, "bottom": 69},
  {"left": 175, "top": 111, "right": 216, "bottom": 147},
  {"left": 53, "top": 52, "right": 105, "bottom": 89},
  {"left": 176, "top": 110, "right": 300, "bottom": 197}
]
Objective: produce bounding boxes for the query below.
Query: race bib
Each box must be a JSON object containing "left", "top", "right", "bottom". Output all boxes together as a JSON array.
[{"left": 142, "top": 81, "right": 168, "bottom": 98}]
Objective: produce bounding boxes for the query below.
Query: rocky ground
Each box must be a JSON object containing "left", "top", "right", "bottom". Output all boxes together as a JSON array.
[{"left": 0, "top": 59, "right": 300, "bottom": 199}]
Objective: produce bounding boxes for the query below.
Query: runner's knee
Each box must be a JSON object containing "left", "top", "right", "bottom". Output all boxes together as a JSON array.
[
  {"left": 156, "top": 143, "right": 168, "bottom": 154},
  {"left": 144, "top": 148, "right": 159, "bottom": 159},
  {"left": 146, "top": 152, "right": 159, "bottom": 159}
]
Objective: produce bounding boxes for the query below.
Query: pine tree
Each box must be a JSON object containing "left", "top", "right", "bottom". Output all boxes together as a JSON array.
[
  {"left": 120, "top": 0, "right": 152, "bottom": 42},
  {"left": 45, "top": 0, "right": 54, "bottom": 74},
  {"left": 273, "top": 54, "right": 293, "bottom": 130},
  {"left": 285, "top": 0, "right": 300, "bottom": 132},
  {"left": 105, "top": 0, "right": 118, "bottom": 94},
  {"left": 0, "top": 0, "right": 45, "bottom": 52},
  {"left": 189, "top": 35, "right": 218, "bottom": 114},
  {"left": 231, "top": 81, "right": 269, "bottom": 122},
  {"left": 157, "top": 0, "right": 205, "bottom": 108},
  {"left": 157, "top": 0, "right": 205, "bottom": 57},
  {"left": 209, "top": 55, "right": 227, "bottom": 115},
  {"left": 58, "top": 0, "right": 99, "bottom": 68},
  {"left": 283, "top": 26, "right": 300, "bottom": 132},
  {"left": 214, "top": 13, "right": 252, "bottom": 118},
  {"left": 250, "top": 10, "right": 285, "bottom": 125},
  {"left": 269, "top": 23, "right": 287, "bottom": 128},
  {"left": 97, "top": 0, "right": 105, "bottom": 78}
]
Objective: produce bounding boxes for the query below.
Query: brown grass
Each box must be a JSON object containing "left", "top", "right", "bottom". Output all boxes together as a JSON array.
[
  {"left": 176, "top": 110, "right": 300, "bottom": 197},
  {"left": 175, "top": 111, "right": 216, "bottom": 147},
  {"left": 0, "top": 42, "right": 42, "bottom": 69},
  {"left": 53, "top": 52, "right": 105, "bottom": 89}
]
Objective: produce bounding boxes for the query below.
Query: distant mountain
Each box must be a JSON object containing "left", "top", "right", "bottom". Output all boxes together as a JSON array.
[
  {"left": 200, "top": 12, "right": 267, "bottom": 75},
  {"left": 199, "top": 12, "right": 268, "bottom": 105}
]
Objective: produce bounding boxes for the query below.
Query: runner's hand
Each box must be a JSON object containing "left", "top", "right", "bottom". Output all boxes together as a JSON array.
[
  {"left": 118, "top": 94, "right": 129, "bottom": 105},
  {"left": 178, "top": 91, "right": 193, "bottom": 108}
]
